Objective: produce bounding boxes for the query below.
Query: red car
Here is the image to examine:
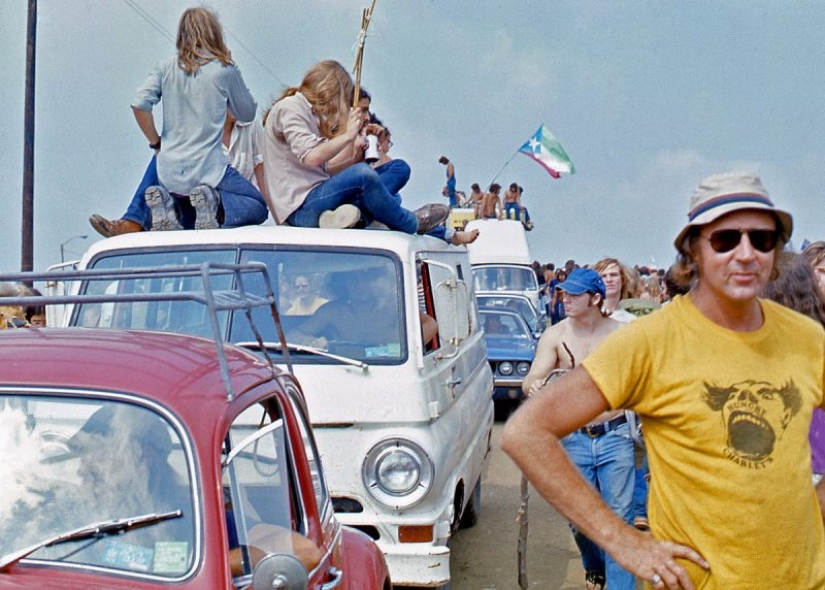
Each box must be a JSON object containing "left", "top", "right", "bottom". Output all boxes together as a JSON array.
[{"left": 0, "top": 321, "right": 390, "bottom": 588}]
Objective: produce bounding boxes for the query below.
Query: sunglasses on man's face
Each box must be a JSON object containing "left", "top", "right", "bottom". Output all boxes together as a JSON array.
[{"left": 701, "top": 228, "right": 780, "bottom": 253}]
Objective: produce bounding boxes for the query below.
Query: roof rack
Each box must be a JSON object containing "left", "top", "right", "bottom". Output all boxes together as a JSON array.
[{"left": 0, "top": 262, "right": 292, "bottom": 402}]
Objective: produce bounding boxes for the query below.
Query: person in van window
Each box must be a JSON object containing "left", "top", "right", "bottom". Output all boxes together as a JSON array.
[
  {"left": 291, "top": 267, "right": 400, "bottom": 351},
  {"left": 285, "top": 275, "right": 329, "bottom": 316}
]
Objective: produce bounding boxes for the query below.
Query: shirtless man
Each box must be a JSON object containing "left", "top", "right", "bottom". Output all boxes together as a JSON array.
[
  {"left": 481, "top": 183, "right": 502, "bottom": 220},
  {"left": 521, "top": 267, "right": 635, "bottom": 590}
]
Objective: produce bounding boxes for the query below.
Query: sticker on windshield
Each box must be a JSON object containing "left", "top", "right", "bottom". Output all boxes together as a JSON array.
[
  {"left": 152, "top": 541, "right": 189, "bottom": 574},
  {"left": 365, "top": 343, "right": 401, "bottom": 358},
  {"left": 100, "top": 539, "right": 153, "bottom": 571}
]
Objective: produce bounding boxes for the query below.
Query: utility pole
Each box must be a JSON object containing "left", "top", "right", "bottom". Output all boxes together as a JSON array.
[{"left": 22, "top": 0, "right": 37, "bottom": 273}]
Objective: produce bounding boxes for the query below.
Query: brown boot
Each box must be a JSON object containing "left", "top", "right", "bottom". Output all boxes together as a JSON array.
[{"left": 89, "top": 214, "right": 143, "bottom": 238}]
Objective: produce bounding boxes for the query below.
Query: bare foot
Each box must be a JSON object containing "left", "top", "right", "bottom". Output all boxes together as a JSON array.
[{"left": 451, "top": 228, "right": 479, "bottom": 245}]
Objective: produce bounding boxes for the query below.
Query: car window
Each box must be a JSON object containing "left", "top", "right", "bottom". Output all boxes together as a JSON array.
[
  {"left": 0, "top": 395, "right": 196, "bottom": 577},
  {"left": 235, "top": 248, "right": 406, "bottom": 364},
  {"left": 481, "top": 312, "right": 531, "bottom": 339},
  {"left": 77, "top": 249, "right": 236, "bottom": 337},
  {"left": 223, "top": 399, "right": 322, "bottom": 580},
  {"left": 80, "top": 247, "right": 407, "bottom": 365},
  {"left": 473, "top": 266, "right": 538, "bottom": 292}
]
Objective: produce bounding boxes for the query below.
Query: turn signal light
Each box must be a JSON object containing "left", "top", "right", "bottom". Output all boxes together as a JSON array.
[{"left": 398, "top": 525, "right": 434, "bottom": 543}]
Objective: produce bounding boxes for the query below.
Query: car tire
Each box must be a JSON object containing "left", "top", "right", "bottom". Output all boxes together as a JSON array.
[{"left": 459, "top": 478, "right": 481, "bottom": 529}]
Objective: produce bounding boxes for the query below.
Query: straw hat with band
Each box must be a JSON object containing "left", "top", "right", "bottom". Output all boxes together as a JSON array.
[{"left": 674, "top": 172, "right": 793, "bottom": 254}]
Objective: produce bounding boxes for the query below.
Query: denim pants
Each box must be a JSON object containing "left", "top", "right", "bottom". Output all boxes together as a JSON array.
[
  {"left": 634, "top": 451, "right": 649, "bottom": 519},
  {"left": 368, "top": 159, "right": 452, "bottom": 242},
  {"left": 123, "top": 157, "right": 267, "bottom": 229},
  {"left": 287, "top": 162, "right": 417, "bottom": 234},
  {"left": 561, "top": 423, "right": 636, "bottom": 590},
  {"left": 504, "top": 202, "right": 520, "bottom": 220}
]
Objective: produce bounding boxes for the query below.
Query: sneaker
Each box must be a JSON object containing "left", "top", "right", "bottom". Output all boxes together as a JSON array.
[
  {"left": 190, "top": 185, "right": 220, "bottom": 230},
  {"left": 89, "top": 214, "right": 143, "bottom": 238},
  {"left": 413, "top": 203, "right": 450, "bottom": 234},
  {"left": 319, "top": 204, "right": 361, "bottom": 229},
  {"left": 145, "top": 186, "right": 183, "bottom": 231}
]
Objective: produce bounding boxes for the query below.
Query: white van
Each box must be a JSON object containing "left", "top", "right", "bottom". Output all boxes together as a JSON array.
[
  {"left": 464, "top": 219, "right": 541, "bottom": 312},
  {"left": 60, "top": 226, "right": 494, "bottom": 588}
]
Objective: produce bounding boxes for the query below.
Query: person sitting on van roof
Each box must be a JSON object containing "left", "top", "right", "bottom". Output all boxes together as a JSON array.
[
  {"left": 262, "top": 60, "right": 449, "bottom": 235},
  {"left": 89, "top": 8, "right": 268, "bottom": 238},
  {"left": 481, "top": 184, "right": 503, "bottom": 220}
]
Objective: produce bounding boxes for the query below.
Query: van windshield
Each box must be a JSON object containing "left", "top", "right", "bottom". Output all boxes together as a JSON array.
[
  {"left": 78, "top": 247, "right": 406, "bottom": 364},
  {"left": 473, "top": 266, "right": 538, "bottom": 293}
]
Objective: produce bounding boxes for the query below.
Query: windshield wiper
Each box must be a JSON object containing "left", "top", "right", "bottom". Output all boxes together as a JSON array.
[
  {"left": 236, "top": 341, "right": 368, "bottom": 371},
  {"left": 0, "top": 510, "right": 182, "bottom": 571}
]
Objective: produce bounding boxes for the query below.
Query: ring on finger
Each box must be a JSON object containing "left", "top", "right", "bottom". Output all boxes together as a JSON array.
[{"left": 651, "top": 573, "right": 663, "bottom": 585}]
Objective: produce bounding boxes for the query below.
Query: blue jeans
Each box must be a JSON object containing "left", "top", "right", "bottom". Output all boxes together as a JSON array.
[
  {"left": 446, "top": 175, "right": 457, "bottom": 207},
  {"left": 561, "top": 423, "right": 636, "bottom": 590},
  {"left": 288, "top": 162, "right": 417, "bottom": 233},
  {"left": 123, "top": 157, "right": 267, "bottom": 229},
  {"left": 370, "top": 159, "right": 453, "bottom": 242},
  {"left": 634, "top": 451, "right": 649, "bottom": 519},
  {"left": 504, "top": 202, "right": 520, "bottom": 220}
]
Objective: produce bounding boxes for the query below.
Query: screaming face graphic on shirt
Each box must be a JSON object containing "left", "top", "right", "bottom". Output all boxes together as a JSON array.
[{"left": 703, "top": 379, "right": 802, "bottom": 468}]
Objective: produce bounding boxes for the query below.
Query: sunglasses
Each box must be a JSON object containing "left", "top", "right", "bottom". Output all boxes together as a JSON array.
[{"left": 701, "top": 228, "right": 780, "bottom": 253}]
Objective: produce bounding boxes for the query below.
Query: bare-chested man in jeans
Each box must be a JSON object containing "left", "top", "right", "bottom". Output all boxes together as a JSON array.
[{"left": 521, "top": 267, "right": 634, "bottom": 590}]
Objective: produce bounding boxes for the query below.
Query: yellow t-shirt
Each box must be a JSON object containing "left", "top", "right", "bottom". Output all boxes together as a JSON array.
[{"left": 583, "top": 295, "right": 825, "bottom": 589}]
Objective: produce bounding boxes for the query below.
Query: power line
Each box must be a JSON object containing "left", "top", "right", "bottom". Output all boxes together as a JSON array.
[
  {"left": 224, "top": 28, "right": 286, "bottom": 88},
  {"left": 121, "top": 0, "right": 175, "bottom": 44},
  {"left": 120, "top": 0, "right": 285, "bottom": 88}
]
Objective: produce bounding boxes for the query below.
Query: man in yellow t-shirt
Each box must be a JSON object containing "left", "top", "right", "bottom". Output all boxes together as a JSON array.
[{"left": 502, "top": 171, "right": 825, "bottom": 589}]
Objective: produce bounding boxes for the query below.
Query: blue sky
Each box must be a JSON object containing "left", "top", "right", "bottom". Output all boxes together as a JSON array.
[{"left": 2, "top": 1, "right": 824, "bottom": 272}]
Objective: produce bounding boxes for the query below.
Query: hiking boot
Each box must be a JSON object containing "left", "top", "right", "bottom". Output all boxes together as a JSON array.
[
  {"left": 413, "top": 203, "right": 450, "bottom": 234},
  {"left": 319, "top": 204, "right": 361, "bottom": 229},
  {"left": 145, "top": 186, "right": 183, "bottom": 231},
  {"left": 190, "top": 185, "right": 221, "bottom": 230},
  {"left": 89, "top": 214, "right": 143, "bottom": 238}
]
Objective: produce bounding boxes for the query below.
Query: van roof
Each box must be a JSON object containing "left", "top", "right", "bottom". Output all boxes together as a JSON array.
[
  {"left": 464, "top": 219, "right": 532, "bottom": 265},
  {"left": 77, "top": 225, "right": 463, "bottom": 267}
]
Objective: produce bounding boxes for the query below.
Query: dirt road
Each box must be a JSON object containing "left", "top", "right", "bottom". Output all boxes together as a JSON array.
[{"left": 450, "top": 421, "right": 590, "bottom": 590}]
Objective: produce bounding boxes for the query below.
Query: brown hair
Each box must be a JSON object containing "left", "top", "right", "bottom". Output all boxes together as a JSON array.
[
  {"left": 593, "top": 258, "right": 633, "bottom": 300},
  {"left": 671, "top": 227, "right": 783, "bottom": 290},
  {"left": 802, "top": 241, "right": 825, "bottom": 268},
  {"left": 763, "top": 252, "right": 825, "bottom": 328},
  {"left": 176, "top": 7, "right": 234, "bottom": 76},
  {"left": 273, "top": 60, "right": 352, "bottom": 139}
]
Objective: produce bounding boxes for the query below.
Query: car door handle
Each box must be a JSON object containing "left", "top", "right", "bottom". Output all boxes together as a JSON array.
[{"left": 321, "top": 566, "right": 343, "bottom": 589}]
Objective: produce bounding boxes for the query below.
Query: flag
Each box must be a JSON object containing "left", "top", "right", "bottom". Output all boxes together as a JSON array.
[{"left": 518, "top": 124, "right": 576, "bottom": 179}]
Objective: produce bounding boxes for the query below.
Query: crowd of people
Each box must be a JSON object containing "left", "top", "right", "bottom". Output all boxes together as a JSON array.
[
  {"left": 7, "top": 6, "right": 825, "bottom": 589},
  {"left": 437, "top": 155, "right": 534, "bottom": 231}
]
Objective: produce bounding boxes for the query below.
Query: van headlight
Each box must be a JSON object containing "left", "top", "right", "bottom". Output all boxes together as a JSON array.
[{"left": 363, "top": 439, "right": 434, "bottom": 508}]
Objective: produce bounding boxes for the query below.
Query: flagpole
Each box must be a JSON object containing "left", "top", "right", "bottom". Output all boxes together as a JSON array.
[
  {"left": 352, "top": 0, "right": 378, "bottom": 107},
  {"left": 489, "top": 149, "right": 520, "bottom": 186}
]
